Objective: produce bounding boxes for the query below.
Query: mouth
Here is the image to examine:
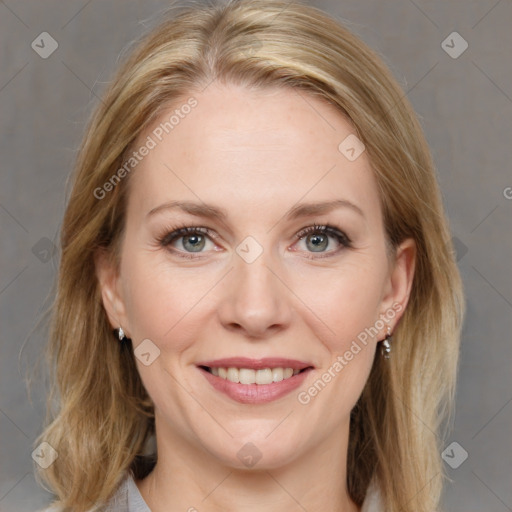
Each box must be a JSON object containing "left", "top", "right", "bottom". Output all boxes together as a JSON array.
[
  {"left": 196, "top": 358, "right": 314, "bottom": 404},
  {"left": 198, "top": 365, "right": 311, "bottom": 384}
]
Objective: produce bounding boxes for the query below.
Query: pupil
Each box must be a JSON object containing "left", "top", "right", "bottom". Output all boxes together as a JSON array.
[
  {"left": 307, "top": 234, "right": 327, "bottom": 252},
  {"left": 183, "top": 234, "right": 205, "bottom": 252}
]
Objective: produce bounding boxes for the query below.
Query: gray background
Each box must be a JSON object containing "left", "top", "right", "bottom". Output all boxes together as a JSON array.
[{"left": 1, "top": 1, "right": 511, "bottom": 511}]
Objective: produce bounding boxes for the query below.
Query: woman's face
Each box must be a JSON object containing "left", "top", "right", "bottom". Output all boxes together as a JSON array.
[{"left": 97, "top": 82, "right": 415, "bottom": 470}]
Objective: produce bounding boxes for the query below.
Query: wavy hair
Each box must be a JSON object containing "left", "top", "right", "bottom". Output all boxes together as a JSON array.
[{"left": 34, "top": 1, "right": 464, "bottom": 510}]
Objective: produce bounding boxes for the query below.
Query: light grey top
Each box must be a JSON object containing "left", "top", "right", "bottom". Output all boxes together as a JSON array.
[
  {"left": 107, "top": 472, "right": 151, "bottom": 511},
  {"left": 41, "top": 472, "right": 382, "bottom": 511},
  {"left": 103, "top": 473, "right": 382, "bottom": 512}
]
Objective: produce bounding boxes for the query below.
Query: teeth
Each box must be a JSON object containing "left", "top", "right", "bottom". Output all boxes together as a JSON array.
[
  {"left": 210, "top": 366, "right": 302, "bottom": 385},
  {"left": 227, "top": 367, "right": 239, "bottom": 382},
  {"left": 239, "top": 368, "right": 255, "bottom": 384},
  {"left": 256, "top": 368, "right": 272, "bottom": 384},
  {"left": 272, "top": 368, "right": 283, "bottom": 382}
]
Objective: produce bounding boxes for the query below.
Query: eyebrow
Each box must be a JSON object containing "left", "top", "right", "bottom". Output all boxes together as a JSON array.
[{"left": 146, "top": 198, "right": 364, "bottom": 220}]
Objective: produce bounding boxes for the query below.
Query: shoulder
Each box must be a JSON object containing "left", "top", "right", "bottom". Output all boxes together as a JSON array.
[
  {"left": 36, "top": 506, "right": 61, "bottom": 512},
  {"left": 36, "top": 473, "right": 131, "bottom": 512},
  {"left": 360, "top": 480, "right": 440, "bottom": 512},
  {"left": 36, "top": 505, "right": 100, "bottom": 512},
  {"left": 361, "top": 478, "right": 384, "bottom": 512}
]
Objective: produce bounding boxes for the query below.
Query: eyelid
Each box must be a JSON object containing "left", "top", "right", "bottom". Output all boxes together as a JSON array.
[
  {"left": 158, "top": 225, "right": 223, "bottom": 246},
  {"left": 295, "top": 224, "right": 351, "bottom": 244}
]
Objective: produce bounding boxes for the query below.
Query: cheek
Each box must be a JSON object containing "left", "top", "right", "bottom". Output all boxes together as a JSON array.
[
  {"left": 290, "top": 259, "right": 387, "bottom": 352},
  {"left": 120, "top": 250, "right": 216, "bottom": 345},
  {"left": 299, "top": 269, "right": 383, "bottom": 403},
  {"left": 289, "top": 262, "right": 385, "bottom": 424}
]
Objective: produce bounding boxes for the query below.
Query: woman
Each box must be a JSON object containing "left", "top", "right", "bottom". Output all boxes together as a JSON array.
[{"left": 35, "top": 1, "right": 464, "bottom": 511}]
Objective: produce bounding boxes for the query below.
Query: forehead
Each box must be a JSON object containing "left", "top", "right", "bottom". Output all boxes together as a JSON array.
[{"left": 126, "top": 82, "right": 381, "bottom": 224}]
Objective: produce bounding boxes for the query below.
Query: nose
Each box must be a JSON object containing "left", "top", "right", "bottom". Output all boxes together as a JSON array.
[{"left": 216, "top": 250, "right": 292, "bottom": 339}]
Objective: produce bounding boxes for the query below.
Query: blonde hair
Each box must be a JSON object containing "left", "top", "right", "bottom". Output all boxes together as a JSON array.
[{"left": 34, "top": 1, "right": 464, "bottom": 510}]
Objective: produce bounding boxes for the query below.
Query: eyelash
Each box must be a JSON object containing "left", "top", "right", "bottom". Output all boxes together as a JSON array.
[
  {"left": 295, "top": 224, "right": 352, "bottom": 258},
  {"left": 157, "top": 226, "right": 217, "bottom": 260},
  {"left": 156, "top": 223, "right": 352, "bottom": 260}
]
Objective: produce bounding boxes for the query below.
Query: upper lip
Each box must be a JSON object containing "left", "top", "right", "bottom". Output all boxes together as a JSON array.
[{"left": 196, "top": 357, "right": 314, "bottom": 371}]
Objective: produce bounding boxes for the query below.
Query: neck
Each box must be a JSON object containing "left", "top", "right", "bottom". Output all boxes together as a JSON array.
[{"left": 136, "top": 415, "right": 360, "bottom": 512}]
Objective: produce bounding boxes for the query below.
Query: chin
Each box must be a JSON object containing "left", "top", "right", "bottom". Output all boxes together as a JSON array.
[{"left": 202, "top": 431, "right": 305, "bottom": 471}]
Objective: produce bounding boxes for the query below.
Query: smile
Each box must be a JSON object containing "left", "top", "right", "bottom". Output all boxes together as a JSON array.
[
  {"left": 196, "top": 358, "right": 314, "bottom": 404},
  {"left": 201, "top": 366, "right": 307, "bottom": 384}
]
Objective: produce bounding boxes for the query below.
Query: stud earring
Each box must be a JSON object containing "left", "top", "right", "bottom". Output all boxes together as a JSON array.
[
  {"left": 117, "top": 327, "right": 126, "bottom": 341},
  {"left": 381, "top": 326, "right": 392, "bottom": 359}
]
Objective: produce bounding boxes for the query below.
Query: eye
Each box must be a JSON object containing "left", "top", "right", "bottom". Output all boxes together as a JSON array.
[
  {"left": 158, "top": 226, "right": 219, "bottom": 258},
  {"left": 293, "top": 224, "right": 351, "bottom": 257},
  {"left": 157, "top": 223, "right": 351, "bottom": 260}
]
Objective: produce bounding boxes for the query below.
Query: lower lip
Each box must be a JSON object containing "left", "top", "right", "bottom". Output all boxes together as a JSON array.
[{"left": 199, "top": 367, "right": 312, "bottom": 404}]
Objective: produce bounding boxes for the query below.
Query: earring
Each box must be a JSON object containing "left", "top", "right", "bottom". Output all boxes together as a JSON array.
[
  {"left": 381, "top": 327, "right": 392, "bottom": 359},
  {"left": 117, "top": 327, "right": 126, "bottom": 341}
]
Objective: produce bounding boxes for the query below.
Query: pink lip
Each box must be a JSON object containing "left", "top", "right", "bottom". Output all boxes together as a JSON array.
[
  {"left": 196, "top": 357, "right": 313, "bottom": 371},
  {"left": 197, "top": 365, "right": 313, "bottom": 404}
]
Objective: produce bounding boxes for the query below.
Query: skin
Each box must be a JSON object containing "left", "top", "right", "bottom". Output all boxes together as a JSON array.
[{"left": 96, "top": 81, "right": 416, "bottom": 512}]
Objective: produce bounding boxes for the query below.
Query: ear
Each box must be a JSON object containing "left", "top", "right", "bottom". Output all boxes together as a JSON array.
[
  {"left": 378, "top": 237, "right": 416, "bottom": 335},
  {"left": 94, "top": 249, "right": 130, "bottom": 337}
]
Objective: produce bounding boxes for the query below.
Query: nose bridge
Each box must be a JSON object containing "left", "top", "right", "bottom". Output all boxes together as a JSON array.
[
  {"left": 233, "top": 232, "right": 280, "bottom": 291},
  {"left": 236, "top": 249, "right": 276, "bottom": 296},
  {"left": 216, "top": 239, "right": 291, "bottom": 337}
]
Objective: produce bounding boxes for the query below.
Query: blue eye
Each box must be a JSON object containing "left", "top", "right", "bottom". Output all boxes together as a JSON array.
[
  {"left": 159, "top": 226, "right": 217, "bottom": 257},
  {"left": 294, "top": 224, "right": 351, "bottom": 257},
  {"left": 177, "top": 232, "right": 206, "bottom": 252}
]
